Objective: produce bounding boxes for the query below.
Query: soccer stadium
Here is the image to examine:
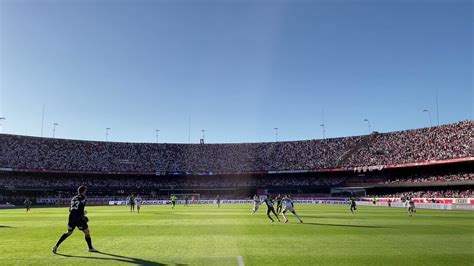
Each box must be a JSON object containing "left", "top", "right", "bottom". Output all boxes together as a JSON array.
[
  {"left": 1, "top": 121, "right": 473, "bottom": 265},
  {"left": 1, "top": 0, "right": 473, "bottom": 265}
]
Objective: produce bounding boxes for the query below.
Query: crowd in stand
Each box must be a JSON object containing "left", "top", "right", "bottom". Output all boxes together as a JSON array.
[
  {"left": 370, "top": 190, "right": 473, "bottom": 199},
  {"left": 382, "top": 173, "right": 474, "bottom": 184},
  {"left": 345, "top": 121, "right": 472, "bottom": 166},
  {"left": 2, "top": 172, "right": 471, "bottom": 189},
  {"left": 0, "top": 175, "right": 346, "bottom": 189},
  {"left": 0, "top": 121, "right": 471, "bottom": 173}
]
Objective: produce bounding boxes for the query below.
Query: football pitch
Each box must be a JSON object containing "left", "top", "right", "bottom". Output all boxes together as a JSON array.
[{"left": 0, "top": 204, "right": 472, "bottom": 266}]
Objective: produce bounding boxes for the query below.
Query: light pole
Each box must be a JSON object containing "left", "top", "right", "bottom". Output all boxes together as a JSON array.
[
  {"left": 155, "top": 129, "right": 160, "bottom": 143},
  {"left": 274, "top": 127, "right": 279, "bottom": 142},
  {"left": 188, "top": 114, "right": 191, "bottom": 144},
  {"left": 201, "top": 129, "right": 205, "bottom": 140},
  {"left": 52, "top": 123, "right": 59, "bottom": 138},
  {"left": 363, "top": 119, "right": 371, "bottom": 134},
  {"left": 0, "top": 117, "right": 5, "bottom": 133},
  {"left": 435, "top": 88, "right": 440, "bottom": 126},
  {"left": 41, "top": 104, "right": 45, "bottom": 137},
  {"left": 320, "top": 124, "right": 325, "bottom": 139},
  {"left": 105, "top": 128, "right": 111, "bottom": 141},
  {"left": 423, "top": 109, "right": 432, "bottom": 127}
]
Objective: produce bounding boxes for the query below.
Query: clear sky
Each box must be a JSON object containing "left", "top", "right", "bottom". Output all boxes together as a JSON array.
[{"left": 0, "top": 0, "right": 472, "bottom": 143}]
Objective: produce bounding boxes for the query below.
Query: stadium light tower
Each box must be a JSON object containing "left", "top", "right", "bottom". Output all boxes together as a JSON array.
[
  {"left": 52, "top": 123, "right": 59, "bottom": 138},
  {"left": 274, "top": 127, "right": 279, "bottom": 142},
  {"left": 423, "top": 109, "right": 432, "bottom": 127},
  {"left": 201, "top": 129, "right": 205, "bottom": 140},
  {"left": 41, "top": 104, "right": 45, "bottom": 137},
  {"left": 363, "top": 119, "right": 371, "bottom": 134},
  {"left": 155, "top": 129, "right": 160, "bottom": 143},
  {"left": 0, "top": 117, "right": 5, "bottom": 133},
  {"left": 105, "top": 127, "right": 111, "bottom": 141},
  {"left": 320, "top": 124, "right": 326, "bottom": 139},
  {"left": 435, "top": 88, "right": 440, "bottom": 126}
]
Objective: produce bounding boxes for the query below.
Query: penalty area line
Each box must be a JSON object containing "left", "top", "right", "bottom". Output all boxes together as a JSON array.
[{"left": 237, "top": 255, "right": 245, "bottom": 266}]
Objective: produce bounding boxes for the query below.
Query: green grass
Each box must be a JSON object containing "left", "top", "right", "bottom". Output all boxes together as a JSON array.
[{"left": 0, "top": 204, "right": 473, "bottom": 266}]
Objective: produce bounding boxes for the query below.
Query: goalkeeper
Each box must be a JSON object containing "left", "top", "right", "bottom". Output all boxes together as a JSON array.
[{"left": 52, "top": 186, "right": 98, "bottom": 254}]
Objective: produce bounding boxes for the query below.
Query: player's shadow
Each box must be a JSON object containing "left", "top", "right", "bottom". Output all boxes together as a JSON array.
[
  {"left": 0, "top": 225, "right": 15, "bottom": 229},
  {"left": 304, "top": 222, "right": 386, "bottom": 228},
  {"left": 56, "top": 251, "right": 171, "bottom": 265},
  {"left": 302, "top": 215, "right": 368, "bottom": 220}
]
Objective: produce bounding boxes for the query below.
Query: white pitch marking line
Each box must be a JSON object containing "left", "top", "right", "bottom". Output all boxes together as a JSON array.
[{"left": 237, "top": 255, "right": 245, "bottom": 266}]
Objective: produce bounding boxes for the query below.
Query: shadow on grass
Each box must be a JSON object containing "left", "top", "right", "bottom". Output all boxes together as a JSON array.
[
  {"left": 301, "top": 215, "right": 370, "bottom": 220},
  {"left": 0, "top": 225, "right": 15, "bottom": 229},
  {"left": 304, "top": 222, "right": 387, "bottom": 228},
  {"left": 56, "top": 251, "right": 177, "bottom": 265}
]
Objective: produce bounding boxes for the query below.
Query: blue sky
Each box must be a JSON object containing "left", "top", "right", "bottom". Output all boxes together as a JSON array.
[{"left": 0, "top": 0, "right": 472, "bottom": 143}]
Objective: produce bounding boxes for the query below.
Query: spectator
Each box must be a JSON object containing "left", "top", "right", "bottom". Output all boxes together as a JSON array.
[{"left": 0, "top": 121, "right": 471, "bottom": 172}]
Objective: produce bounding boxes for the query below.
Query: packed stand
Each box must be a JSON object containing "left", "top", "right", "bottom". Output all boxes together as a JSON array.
[
  {"left": 0, "top": 121, "right": 471, "bottom": 173},
  {"left": 0, "top": 175, "right": 346, "bottom": 189},
  {"left": 344, "top": 121, "right": 472, "bottom": 166},
  {"left": 383, "top": 173, "right": 474, "bottom": 184},
  {"left": 0, "top": 134, "right": 361, "bottom": 172},
  {"left": 370, "top": 189, "right": 473, "bottom": 199}
]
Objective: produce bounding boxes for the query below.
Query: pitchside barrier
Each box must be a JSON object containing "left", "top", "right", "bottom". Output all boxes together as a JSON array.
[
  {"left": 450, "top": 204, "right": 474, "bottom": 211},
  {"left": 356, "top": 201, "right": 452, "bottom": 210},
  {"left": 109, "top": 199, "right": 352, "bottom": 206},
  {"left": 108, "top": 198, "right": 474, "bottom": 211},
  {"left": 360, "top": 197, "right": 474, "bottom": 205},
  {"left": 355, "top": 201, "right": 474, "bottom": 211}
]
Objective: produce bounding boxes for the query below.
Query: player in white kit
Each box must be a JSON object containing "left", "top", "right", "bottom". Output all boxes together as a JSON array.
[
  {"left": 251, "top": 194, "right": 260, "bottom": 215},
  {"left": 281, "top": 195, "right": 303, "bottom": 223},
  {"left": 136, "top": 195, "right": 142, "bottom": 214},
  {"left": 407, "top": 197, "right": 416, "bottom": 216}
]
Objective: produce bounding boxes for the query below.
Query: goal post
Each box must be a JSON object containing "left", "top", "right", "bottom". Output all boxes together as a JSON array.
[{"left": 171, "top": 193, "right": 201, "bottom": 203}]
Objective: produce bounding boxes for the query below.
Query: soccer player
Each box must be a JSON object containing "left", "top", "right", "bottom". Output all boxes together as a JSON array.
[
  {"left": 387, "top": 199, "right": 392, "bottom": 208},
  {"left": 52, "top": 186, "right": 98, "bottom": 254},
  {"left": 275, "top": 194, "right": 283, "bottom": 214},
  {"left": 251, "top": 194, "right": 260, "bottom": 215},
  {"left": 135, "top": 195, "right": 142, "bottom": 214},
  {"left": 128, "top": 193, "right": 136, "bottom": 212},
  {"left": 349, "top": 197, "right": 357, "bottom": 214},
  {"left": 171, "top": 194, "right": 177, "bottom": 209},
  {"left": 407, "top": 197, "right": 416, "bottom": 216},
  {"left": 216, "top": 195, "right": 221, "bottom": 208},
  {"left": 184, "top": 196, "right": 189, "bottom": 207},
  {"left": 281, "top": 195, "right": 303, "bottom": 224},
  {"left": 24, "top": 198, "right": 32, "bottom": 212},
  {"left": 262, "top": 195, "right": 280, "bottom": 223}
]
